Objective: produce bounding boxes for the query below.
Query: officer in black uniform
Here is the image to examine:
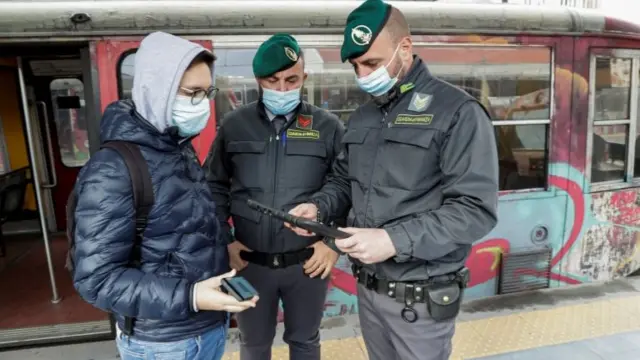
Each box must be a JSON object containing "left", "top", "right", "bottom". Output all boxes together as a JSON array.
[
  {"left": 204, "top": 34, "right": 345, "bottom": 360},
  {"left": 288, "top": 1, "right": 499, "bottom": 359}
]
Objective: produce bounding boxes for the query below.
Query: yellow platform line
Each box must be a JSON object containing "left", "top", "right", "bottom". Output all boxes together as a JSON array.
[{"left": 222, "top": 295, "right": 640, "bottom": 360}]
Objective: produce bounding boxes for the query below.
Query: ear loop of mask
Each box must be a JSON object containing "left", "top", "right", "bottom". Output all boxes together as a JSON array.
[
  {"left": 394, "top": 44, "right": 404, "bottom": 81},
  {"left": 387, "top": 43, "right": 406, "bottom": 84}
]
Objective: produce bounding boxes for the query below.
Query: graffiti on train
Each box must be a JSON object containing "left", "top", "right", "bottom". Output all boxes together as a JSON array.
[{"left": 321, "top": 163, "right": 640, "bottom": 317}]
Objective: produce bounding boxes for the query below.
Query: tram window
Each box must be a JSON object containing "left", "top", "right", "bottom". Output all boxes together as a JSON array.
[
  {"left": 591, "top": 125, "right": 629, "bottom": 183},
  {"left": 590, "top": 56, "right": 633, "bottom": 184},
  {"left": 50, "top": 78, "right": 90, "bottom": 167},
  {"left": 199, "top": 46, "right": 553, "bottom": 191},
  {"left": 594, "top": 57, "right": 631, "bottom": 120},
  {"left": 414, "top": 45, "right": 552, "bottom": 190},
  {"left": 119, "top": 52, "right": 135, "bottom": 100},
  {"left": 417, "top": 46, "right": 552, "bottom": 121},
  {"left": 493, "top": 124, "right": 548, "bottom": 191},
  {"left": 118, "top": 45, "right": 552, "bottom": 191},
  {"left": 208, "top": 48, "right": 365, "bottom": 123}
]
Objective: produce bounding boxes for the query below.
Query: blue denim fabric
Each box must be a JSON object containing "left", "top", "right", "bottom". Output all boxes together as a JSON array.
[{"left": 116, "top": 324, "right": 227, "bottom": 360}]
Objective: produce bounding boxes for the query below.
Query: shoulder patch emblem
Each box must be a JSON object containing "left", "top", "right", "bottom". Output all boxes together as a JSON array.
[
  {"left": 351, "top": 25, "right": 372, "bottom": 46},
  {"left": 408, "top": 92, "right": 433, "bottom": 112},
  {"left": 296, "top": 114, "right": 313, "bottom": 130}
]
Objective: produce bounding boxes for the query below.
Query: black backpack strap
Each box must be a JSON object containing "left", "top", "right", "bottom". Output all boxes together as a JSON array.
[
  {"left": 101, "top": 141, "right": 154, "bottom": 336},
  {"left": 102, "top": 141, "right": 154, "bottom": 239}
]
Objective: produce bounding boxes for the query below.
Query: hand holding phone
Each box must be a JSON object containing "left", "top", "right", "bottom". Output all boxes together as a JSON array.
[
  {"left": 221, "top": 276, "right": 259, "bottom": 302},
  {"left": 194, "top": 270, "right": 258, "bottom": 312}
]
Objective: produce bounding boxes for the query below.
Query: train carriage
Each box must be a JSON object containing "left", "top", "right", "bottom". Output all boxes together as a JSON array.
[{"left": 0, "top": 0, "right": 638, "bottom": 348}]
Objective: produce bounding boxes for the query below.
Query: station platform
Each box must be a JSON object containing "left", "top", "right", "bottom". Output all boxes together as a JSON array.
[
  {"left": 220, "top": 277, "right": 640, "bottom": 360},
  {"left": 4, "top": 277, "right": 640, "bottom": 359}
]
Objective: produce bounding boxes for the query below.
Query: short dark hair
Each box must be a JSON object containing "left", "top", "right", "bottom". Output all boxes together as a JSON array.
[
  {"left": 384, "top": 7, "right": 410, "bottom": 45},
  {"left": 188, "top": 50, "right": 216, "bottom": 69}
]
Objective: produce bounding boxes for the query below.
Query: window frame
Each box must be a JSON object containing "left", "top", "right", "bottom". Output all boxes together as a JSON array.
[
  {"left": 487, "top": 46, "right": 554, "bottom": 194},
  {"left": 586, "top": 48, "right": 640, "bottom": 191},
  {"left": 116, "top": 49, "right": 137, "bottom": 100},
  {"left": 49, "top": 77, "right": 90, "bottom": 168}
]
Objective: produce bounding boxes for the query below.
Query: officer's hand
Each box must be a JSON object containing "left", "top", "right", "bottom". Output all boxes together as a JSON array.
[
  {"left": 286, "top": 203, "right": 318, "bottom": 236},
  {"left": 303, "top": 241, "right": 339, "bottom": 279},
  {"left": 195, "top": 269, "right": 259, "bottom": 313},
  {"left": 335, "top": 228, "right": 397, "bottom": 264},
  {"left": 228, "top": 241, "right": 251, "bottom": 271}
]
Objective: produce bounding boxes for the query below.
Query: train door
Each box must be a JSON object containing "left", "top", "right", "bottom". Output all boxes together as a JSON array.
[
  {"left": 0, "top": 48, "right": 110, "bottom": 349},
  {"left": 93, "top": 38, "right": 218, "bottom": 162}
]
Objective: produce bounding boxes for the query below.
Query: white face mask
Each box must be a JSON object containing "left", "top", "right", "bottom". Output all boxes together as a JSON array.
[
  {"left": 171, "top": 95, "right": 210, "bottom": 137},
  {"left": 355, "top": 44, "right": 404, "bottom": 97}
]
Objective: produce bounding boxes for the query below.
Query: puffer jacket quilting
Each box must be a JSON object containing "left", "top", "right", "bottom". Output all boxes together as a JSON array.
[{"left": 72, "top": 100, "right": 229, "bottom": 342}]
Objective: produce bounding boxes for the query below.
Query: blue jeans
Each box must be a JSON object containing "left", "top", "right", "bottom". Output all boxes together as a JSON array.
[{"left": 116, "top": 325, "right": 227, "bottom": 360}]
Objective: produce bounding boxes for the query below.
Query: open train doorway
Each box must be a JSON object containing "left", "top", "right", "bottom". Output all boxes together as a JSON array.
[{"left": 0, "top": 45, "right": 111, "bottom": 349}]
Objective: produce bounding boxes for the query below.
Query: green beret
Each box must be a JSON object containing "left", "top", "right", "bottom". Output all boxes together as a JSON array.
[
  {"left": 253, "top": 34, "right": 301, "bottom": 78},
  {"left": 341, "top": 0, "right": 392, "bottom": 62}
]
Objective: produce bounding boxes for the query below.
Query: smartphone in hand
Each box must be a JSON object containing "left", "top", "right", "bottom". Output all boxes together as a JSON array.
[{"left": 221, "top": 276, "right": 258, "bottom": 301}]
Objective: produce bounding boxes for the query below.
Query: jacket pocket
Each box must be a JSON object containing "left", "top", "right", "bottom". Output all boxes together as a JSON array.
[
  {"left": 227, "top": 141, "right": 267, "bottom": 189},
  {"left": 283, "top": 140, "right": 328, "bottom": 189},
  {"left": 379, "top": 127, "right": 438, "bottom": 191},
  {"left": 229, "top": 198, "right": 262, "bottom": 246},
  {"left": 342, "top": 128, "right": 369, "bottom": 180}
]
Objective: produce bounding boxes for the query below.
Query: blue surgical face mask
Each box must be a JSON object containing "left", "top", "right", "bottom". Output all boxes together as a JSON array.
[
  {"left": 262, "top": 87, "right": 301, "bottom": 116},
  {"left": 171, "top": 95, "right": 210, "bottom": 137},
  {"left": 356, "top": 45, "right": 404, "bottom": 97}
]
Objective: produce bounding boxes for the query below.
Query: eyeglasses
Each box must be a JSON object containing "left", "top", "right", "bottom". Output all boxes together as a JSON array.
[{"left": 180, "top": 86, "right": 219, "bottom": 105}]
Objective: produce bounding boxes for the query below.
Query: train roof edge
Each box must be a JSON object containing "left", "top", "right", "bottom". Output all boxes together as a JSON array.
[{"left": 0, "top": 1, "right": 638, "bottom": 40}]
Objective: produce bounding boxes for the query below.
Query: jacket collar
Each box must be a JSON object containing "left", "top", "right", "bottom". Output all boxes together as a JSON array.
[
  {"left": 256, "top": 100, "right": 311, "bottom": 129},
  {"left": 374, "top": 55, "right": 431, "bottom": 110}
]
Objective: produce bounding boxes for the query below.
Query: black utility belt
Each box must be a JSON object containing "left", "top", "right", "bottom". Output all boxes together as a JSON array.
[
  {"left": 240, "top": 248, "right": 314, "bottom": 269},
  {"left": 352, "top": 265, "right": 469, "bottom": 324}
]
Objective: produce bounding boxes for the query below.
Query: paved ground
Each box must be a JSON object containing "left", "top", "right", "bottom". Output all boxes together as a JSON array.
[
  {"left": 474, "top": 330, "right": 640, "bottom": 359},
  {"left": 1, "top": 340, "right": 118, "bottom": 360},
  {"left": 3, "top": 277, "right": 640, "bottom": 359}
]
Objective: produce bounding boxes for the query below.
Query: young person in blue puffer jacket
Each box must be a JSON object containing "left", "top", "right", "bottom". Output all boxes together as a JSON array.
[{"left": 71, "top": 31, "right": 258, "bottom": 360}]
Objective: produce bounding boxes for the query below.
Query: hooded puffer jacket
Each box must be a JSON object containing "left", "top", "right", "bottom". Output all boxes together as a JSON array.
[{"left": 72, "top": 32, "right": 229, "bottom": 342}]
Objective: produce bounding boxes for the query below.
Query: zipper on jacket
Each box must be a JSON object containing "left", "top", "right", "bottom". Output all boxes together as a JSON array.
[
  {"left": 362, "top": 108, "right": 387, "bottom": 229},
  {"left": 369, "top": 107, "right": 389, "bottom": 276},
  {"left": 268, "top": 132, "right": 280, "bottom": 249}
]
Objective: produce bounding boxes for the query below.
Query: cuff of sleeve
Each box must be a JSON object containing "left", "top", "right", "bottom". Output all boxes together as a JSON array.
[
  {"left": 384, "top": 224, "right": 413, "bottom": 263},
  {"left": 310, "top": 197, "right": 328, "bottom": 223},
  {"left": 191, "top": 282, "right": 199, "bottom": 313}
]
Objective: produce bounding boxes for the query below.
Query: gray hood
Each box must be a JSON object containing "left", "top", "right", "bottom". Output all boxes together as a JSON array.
[{"left": 132, "top": 31, "right": 213, "bottom": 133}]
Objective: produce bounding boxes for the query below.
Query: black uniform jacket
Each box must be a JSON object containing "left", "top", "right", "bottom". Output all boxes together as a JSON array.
[
  {"left": 205, "top": 101, "right": 345, "bottom": 253},
  {"left": 311, "top": 56, "right": 500, "bottom": 280}
]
